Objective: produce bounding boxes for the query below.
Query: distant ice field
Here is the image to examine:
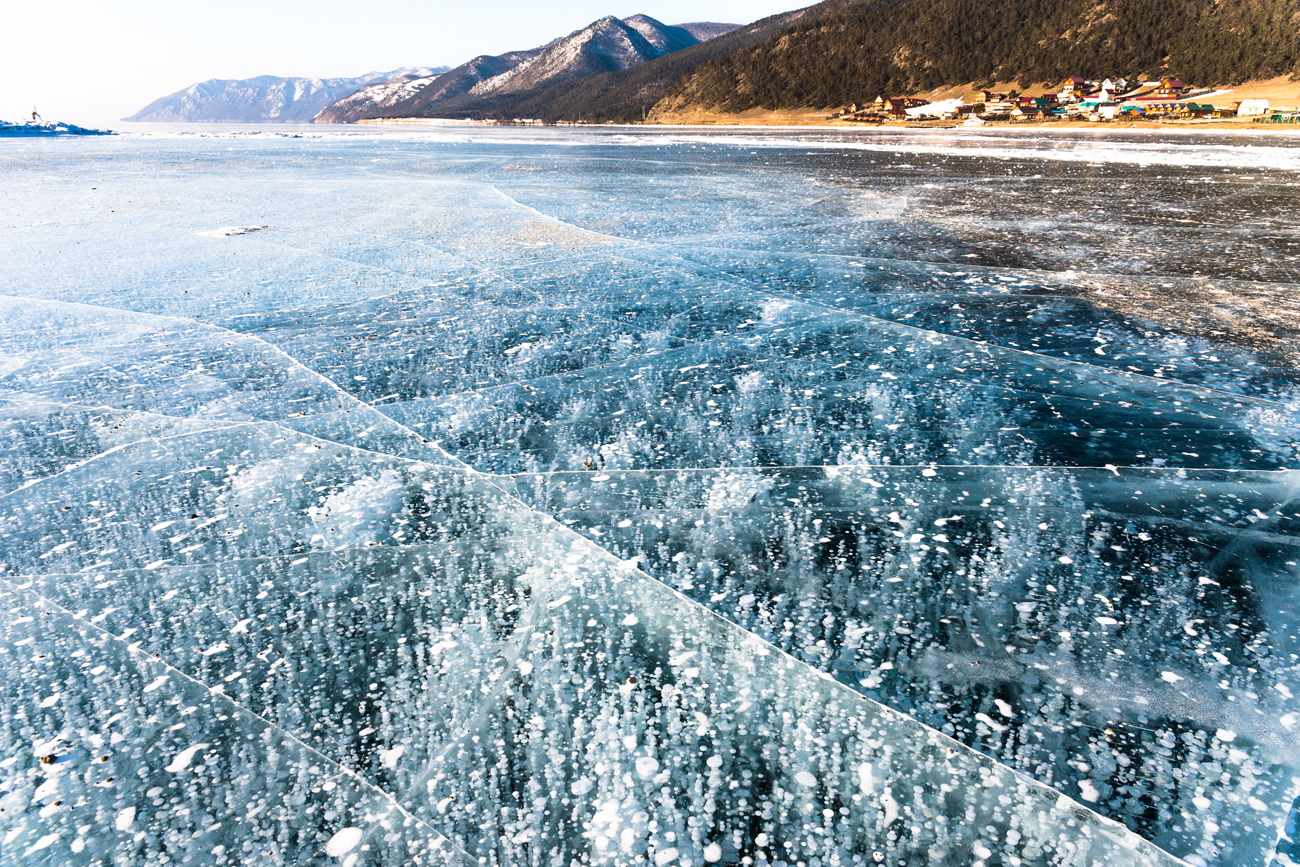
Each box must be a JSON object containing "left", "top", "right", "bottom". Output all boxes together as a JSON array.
[
  {"left": 114, "top": 121, "right": 1300, "bottom": 172},
  {"left": 1, "top": 125, "right": 1298, "bottom": 867}
]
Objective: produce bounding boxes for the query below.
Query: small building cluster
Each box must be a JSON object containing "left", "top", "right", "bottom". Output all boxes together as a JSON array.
[{"left": 831, "top": 77, "right": 1298, "bottom": 124}]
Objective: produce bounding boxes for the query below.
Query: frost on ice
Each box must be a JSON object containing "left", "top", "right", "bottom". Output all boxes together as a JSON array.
[{"left": 1, "top": 127, "right": 1298, "bottom": 867}]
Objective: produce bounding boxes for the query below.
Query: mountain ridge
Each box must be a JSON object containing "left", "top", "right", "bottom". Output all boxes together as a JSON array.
[
  {"left": 319, "top": 1, "right": 885, "bottom": 123},
  {"left": 126, "top": 68, "right": 449, "bottom": 123},
  {"left": 463, "top": 16, "right": 667, "bottom": 99},
  {"left": 317, "top": 14, "right": 738, "bottom": 124}
]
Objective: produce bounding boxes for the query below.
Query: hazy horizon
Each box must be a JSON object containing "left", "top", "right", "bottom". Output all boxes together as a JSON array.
[{"left": 1, "top": 0, "right": 796, "bottom": 127}]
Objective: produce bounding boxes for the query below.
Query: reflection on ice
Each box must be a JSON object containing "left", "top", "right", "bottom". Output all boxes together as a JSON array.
[{"left": 3, "top": 127, "right": 1299, "bottom": 866}]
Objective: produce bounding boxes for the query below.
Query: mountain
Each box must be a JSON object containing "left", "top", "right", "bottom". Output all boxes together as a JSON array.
[
  {"left": 316, "top": 14, "right": 744, "bottom": 124},
  {"left": 452, "top": 2, "right": 862, "bottom": 123},
  {"left": 675, "top": 22, "right": 746, "bottom": 42},
  {"left": 126, "top": 68, "right": 448, "bottom": 123},
  {"left": 315, "top": 54, "right": 540, "bottom": 124},
  {"left": 650, "top": 0, "right": 1300, "bottom": 117},
  {"left": 462, "top": 16, "right": 670, "bottom": 99},
  {"left": 623, "top": 14, "right": 706, "bottom": 54},
  {"left": 344, "top": 0, "right": 900, "bottom": 124}
]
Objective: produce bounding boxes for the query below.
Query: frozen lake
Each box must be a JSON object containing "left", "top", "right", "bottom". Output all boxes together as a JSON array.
[{"left": 1, "top": 124, "right": 1298, "bottom": 866}]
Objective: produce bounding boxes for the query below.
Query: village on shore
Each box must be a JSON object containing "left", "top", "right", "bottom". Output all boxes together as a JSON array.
[
  {"left": 832, "top": 77, "right": 1300, "bottom": 126},
  {"left": 340, "top": 75, "right": 1300, "bottom": 128}
]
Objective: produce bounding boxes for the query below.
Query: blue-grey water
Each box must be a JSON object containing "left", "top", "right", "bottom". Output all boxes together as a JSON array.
[{"left": 1, "top": 124, "right": 1298, "bottom": 867}]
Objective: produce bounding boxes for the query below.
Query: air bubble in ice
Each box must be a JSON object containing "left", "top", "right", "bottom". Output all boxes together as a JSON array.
[
  {"left": 655, "top": 847, "right": 679, "bottom": 865},
  {"left": 325, "top": 827, "right": 364, "bottom": 857}
]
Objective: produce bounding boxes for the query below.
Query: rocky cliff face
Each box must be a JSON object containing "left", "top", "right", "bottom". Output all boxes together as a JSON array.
[{"left": 126, "top": 68, "right": 448, "bottom": 123}]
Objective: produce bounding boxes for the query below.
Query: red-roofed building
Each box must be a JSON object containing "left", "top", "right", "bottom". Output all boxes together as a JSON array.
[{"left": 1057, "top": 77, "right": 1097, "bottom": 103}]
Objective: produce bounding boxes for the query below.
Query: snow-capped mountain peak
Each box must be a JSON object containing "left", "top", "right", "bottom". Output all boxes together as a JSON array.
[
  {"left": 312, "top": 13, "right": 741, "bottom": 124},
  {"left": 622, "top": 14, "right": 707, "bottom": 54},
  {"left": 465, "top": 16, "right": 665, "bottom": 99}
]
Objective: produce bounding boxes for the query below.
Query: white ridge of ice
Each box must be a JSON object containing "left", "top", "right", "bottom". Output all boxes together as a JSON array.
[{"left": 595, "top": 130, "right": 1300, "bottom": 172}]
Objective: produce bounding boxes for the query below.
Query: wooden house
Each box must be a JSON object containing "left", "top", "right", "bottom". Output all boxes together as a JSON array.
[
  {"left": 1100, "top": 78, "right": 1128, "bottom": 99},
  {"left": 1059, "top": 77, "right": 1090, "bottom": 98}
]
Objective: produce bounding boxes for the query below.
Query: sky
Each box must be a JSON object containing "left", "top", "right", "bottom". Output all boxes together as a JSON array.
[{"left": 1, "top": 0, "right": 798, "bottom": 127}]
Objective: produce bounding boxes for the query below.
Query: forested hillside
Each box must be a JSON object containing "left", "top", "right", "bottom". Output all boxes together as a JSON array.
[{"left": 651, "top": 0, "right": 1300, "bottom": 116}]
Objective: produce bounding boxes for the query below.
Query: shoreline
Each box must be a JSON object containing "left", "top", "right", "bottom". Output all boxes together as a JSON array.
[
  {"left": 660, "top": 118, "right": 1300, "bottom": 133},
  {"left": 355, "top": 115, "right": 1300, "bottom": 135},
  {"left": 645, "top": 75, "right": 1300, "bottom": 131}
]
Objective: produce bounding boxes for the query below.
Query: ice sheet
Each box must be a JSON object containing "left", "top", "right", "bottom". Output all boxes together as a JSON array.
[{"left": 4, "top": 126, "right": 1299, "bottom": 866}]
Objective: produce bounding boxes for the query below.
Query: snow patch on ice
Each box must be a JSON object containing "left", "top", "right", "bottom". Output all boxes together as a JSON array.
[{"left": 195, "top": 226, "right": 269, "bottom": 237}]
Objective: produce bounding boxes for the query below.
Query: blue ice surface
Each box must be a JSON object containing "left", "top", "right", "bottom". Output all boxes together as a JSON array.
[{"left": 1, "top": 123, "right": 1298, "bottom": 867}]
